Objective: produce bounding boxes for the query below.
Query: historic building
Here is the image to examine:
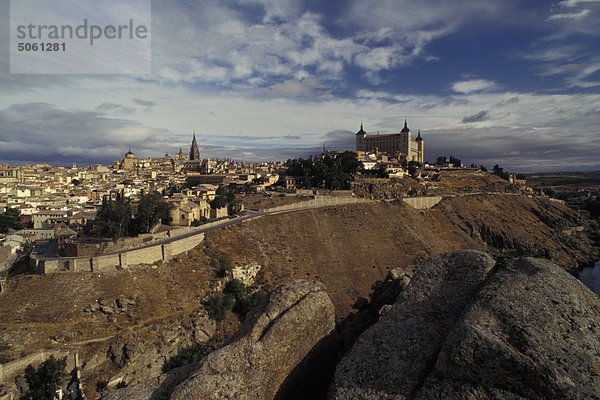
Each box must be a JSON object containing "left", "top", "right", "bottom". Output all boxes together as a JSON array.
[
  {"left": 355, "top": 120, "right": 423, "bottom": 164},
  {"left": 189, "top": 133, "right": 200, "bottom": 161},
  {"left": 113, "top": 149, "right": 139, "bottom": 170}
]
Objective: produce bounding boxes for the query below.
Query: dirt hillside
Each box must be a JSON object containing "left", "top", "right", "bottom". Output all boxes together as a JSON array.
[{"left": 0, "top": 193, "right": 597, "bottom": 397}]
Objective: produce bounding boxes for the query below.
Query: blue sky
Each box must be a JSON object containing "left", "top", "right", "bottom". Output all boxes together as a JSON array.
[{"left": 1, "top": 0, "right": 600, "bottom": 172}]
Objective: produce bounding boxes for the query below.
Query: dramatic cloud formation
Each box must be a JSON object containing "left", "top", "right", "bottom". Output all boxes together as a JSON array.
[
  {"left": 0, "top": 0, "right": 599, "bottom": 172},
  {"left": 462, "top": 111, "right": 489, "bottom": 124}
]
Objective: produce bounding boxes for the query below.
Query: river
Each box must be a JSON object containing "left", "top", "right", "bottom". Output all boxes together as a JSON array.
[{"left": 579, "top": 260, "right": 600, "bottom": 295}]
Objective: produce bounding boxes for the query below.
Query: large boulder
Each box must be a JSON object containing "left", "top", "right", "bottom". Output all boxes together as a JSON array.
[
  {"left": 330, "top": 251, "right": 600, "bottom": 399},
  {"left": 330, "top": 250, "right": 496, "bottom": 399},
  {"left": 104, "top": 279, "right": 335, "bottom": 400}
]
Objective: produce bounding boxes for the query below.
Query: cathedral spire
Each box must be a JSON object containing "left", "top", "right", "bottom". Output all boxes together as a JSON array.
[
  {"left": 401, "top": 119, "right": 410, "bottom": 133},
  {"left": 357, "top": 122, "right": 366, "bottom": 135},
  {"left": 190, "top": 131, "right": 200, "bottom": 161}
]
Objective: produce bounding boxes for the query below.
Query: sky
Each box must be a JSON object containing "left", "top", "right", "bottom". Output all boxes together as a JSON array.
[{"left": 1, "top": 0, "right": 600, "bottom": 173}]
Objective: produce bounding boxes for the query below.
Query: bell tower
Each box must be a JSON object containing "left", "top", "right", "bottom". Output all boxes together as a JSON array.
[{"left": 190, "top": 131, "right": 200, "bottom": 161}]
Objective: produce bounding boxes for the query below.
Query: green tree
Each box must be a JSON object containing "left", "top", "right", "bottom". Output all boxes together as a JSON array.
[
  {"left": 233, "top": 291, "right": 267, "bottom": 317},
  {"left": 492, "top": 164, "right": 509, "bottom": 180},
  {"left": 227, "top": 200, "right": 243, "bottom": 216},
  {"left": 23, "top": 355, "right": 66, "bottom": 400},
  {"left": 162, "top": 343, "right": 212, "bottom": 373},
  {"left": 71, "top": 179, "right": 80, "bottom": 186},
  {"left": 0, "top": 208, "right": 22, "bottom": 233},
  {"left": 210, "top": 195, "right": 228, "bottom": 210},
  {"left": 205, "top": 294, "right": 235, "bottom": 320},
  {"left": 435, "top": 156, "right": 447, "bottom": 165},
  {"left": 133, "top": 191, "right": 172, "bottom": 234},
  {"left": 211, "top": 256, "right": 233, "bottom": 277},
  {"left": 284, "top": 151, "right": 360, "bottom": 190},
  {"left": 449, "top": 156, "right": 461, "bottom": 167},
  {"left": 480, "top": 165, "right": 488, "bottom": 172},
  {"left": 407, "top": 161, "right": 421, "bottom": 177},
  {"left": 543, "top": 188, "right": 556, "bottom": 197},
  {"left": 224, "top": 279, "right": 246, "bottom": 300},
  {"left": 94, "top": 192, "right": 132, "bottom": 240}
]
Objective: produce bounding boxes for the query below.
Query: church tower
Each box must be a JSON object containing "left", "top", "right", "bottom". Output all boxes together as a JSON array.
[
  {"left": 355, "top": 122, "right": 367, "bottom": 152},
  {"left": 190, "top": 132, "right": 200, "bottom": 161},
  {"left": 415, "top": 130, "right": 424, "bottom": 164}
]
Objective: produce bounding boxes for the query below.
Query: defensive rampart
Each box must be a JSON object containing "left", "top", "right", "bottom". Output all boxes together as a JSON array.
[
  {"left": 31, "top": 233, "right": 206, "bottom": 274},
  {"left": 0, "top": 350, "right": 73, "bottom": 387},
  {"left": 259, "top": 196, "right": 372, "bottom": 213},
  {"left": 402, "top": 196, "right": 443, "bottom": 209}
]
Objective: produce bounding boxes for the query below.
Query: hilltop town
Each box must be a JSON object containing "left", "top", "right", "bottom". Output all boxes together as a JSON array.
[
  {"left": 0, "top": 125, "right": 599, "bottom": 400},
  {"left": 0, "top": 123, "right": 432, "bottom": 271}
]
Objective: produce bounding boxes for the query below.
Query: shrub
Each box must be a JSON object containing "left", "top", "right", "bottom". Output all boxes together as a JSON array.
[
  {"left": 223, "top": 279, "right": 246, "bottom": 300},
  {"left": 234, "top": 291, "right": 267, "bottom": 317},
  {"left": 23, "top": 355, "right": 66, "bottom": 400},
  {"left": 96, "top": 380, "right": 108, "bottom": 395},
  {"left": 205, "top": 294, "right": 234, "bottom": 320},
  {"left": 216, "top": 256, "right": 233, "bottom": 277},
  {"left": 162, "top": 343, "right": 212, "bottom": 373}
]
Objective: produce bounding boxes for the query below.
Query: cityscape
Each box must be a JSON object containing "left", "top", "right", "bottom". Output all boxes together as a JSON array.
[{"left": 1, "top": 1, "right": 600, "bottom": 399}]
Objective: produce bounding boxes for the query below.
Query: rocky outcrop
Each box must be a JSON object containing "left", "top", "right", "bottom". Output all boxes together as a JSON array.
[
  {"left": 104, "top": 279, "right": 335, "bottom": 400},
  {"left": 330, "top": 250, "right": 496, "bottom": 399},
  {"left": 330, "top": 251, "right": 600, "bottom": 399}
]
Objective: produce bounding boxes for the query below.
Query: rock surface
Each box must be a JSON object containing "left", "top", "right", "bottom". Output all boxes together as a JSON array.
[
  {"left": 104, "top": 279, "right": 335, "bottom": 400},
  {"left": 330, "top": 251, "right": 600, "bottom": 399},
  {"left": 330, "top": 250, "right": 496, "bottom": 399}
]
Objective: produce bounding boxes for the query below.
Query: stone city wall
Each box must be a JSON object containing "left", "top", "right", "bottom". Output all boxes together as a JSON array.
[
  {"left": 91, "top": 253, "right": 122, "bottom": 273},
  {"left": 0, "top": 350, "right": 73, "bottom": 387},
  {"left": 31, "top": 233, "right": 206, "bottom": 274},
  {"left": 260, "top": 196, "right": 372, "bottom": 213},
  {"left": 402, "top": 196, "right": 443, "bottom": 210}
]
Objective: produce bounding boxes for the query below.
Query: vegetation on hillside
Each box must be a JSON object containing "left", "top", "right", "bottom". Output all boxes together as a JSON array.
[
  {"left": 95, "top": 191, "right": 172, "bottom": 239},
  {"left": 284, "top": 151, "right": 361, "bottom": 190},
  {"left": 205, "top": 277, "right": 267, "bottom": 321},
  {"left": 210, "top": 186, "right": 243, "bottom": 216},
  {"left": 94, "top": 192, "right": 132, "bottom": 240},
  {"left": 162, "top": 343, "right": 213, "bottom": 373},
  {"left": 0, "top": 208, "right": 22, "bottom": 233},
  {"left": 133, "top": 191, "right": 172, "bottom": 234},
  {"left": 22, "top": 355, "right": 66, "bottom": 400}
]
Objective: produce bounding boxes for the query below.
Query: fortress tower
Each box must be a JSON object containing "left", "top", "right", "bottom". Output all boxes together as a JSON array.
[{"left": 355, "top": 119, "right": 423, "bottom": 163}]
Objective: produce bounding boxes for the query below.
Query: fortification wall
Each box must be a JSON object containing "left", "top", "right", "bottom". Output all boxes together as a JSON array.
[
  {"left": 403, "top": 196, "right": 443, "bottom": 209},
  {"left": 32, "top": 231, "right": 207, "bottom": 274},
  {"left": 163, "top": 234, "right": 205, "bottom": 261},
  {"left": 261, "top": 196, "right": 371, "bottom": 213},
  {"left": 121, "top": 244, "right": 164, "bottom": 266},
  {"left": 0, "top": 350, "right": 73, "bottom": 387},
  {"left": 91, "top": 254, "right": 122, "bottom": 272}
]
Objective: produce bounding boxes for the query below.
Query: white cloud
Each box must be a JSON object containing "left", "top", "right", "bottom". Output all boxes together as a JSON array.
[
  {"left": 255, "top": 78, "right": 328, "bottom": 98},
  {"left": 238, "top": 0, "right": 304, "bottom": 23},
  {"left": 546, "top": 9, "right": 591, "bottom": 20},
  {"left": 558, "top": 0, "right": 600, "bottom": 7},
  {"left": 452, "top": 79, "right": 497, "bottom": 94},
  {"left": 1, "top": 77, "right": 600, "bottom": 172}
]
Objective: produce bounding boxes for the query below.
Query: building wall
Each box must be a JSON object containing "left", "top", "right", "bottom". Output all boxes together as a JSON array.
[
  {"left": 30, "top": 231, "right": 207, "bottom": 274},
  {"left": 403, "top": 196, "right": 442, "bottom": 209},
  {"left": 209, "top": 207, "right": 228, "bottom": 219},
  {"left": 259, "top": 196, "right": 372, "bottom": 213},
  {"left": 0, "top": 350, "right": 73, "bottom": 387},
  {"left": 91, "top": 254, "right": 122, "bottom": 272},
  {"left": 356, "top": 130, "right": 423, "bottom": 164}
]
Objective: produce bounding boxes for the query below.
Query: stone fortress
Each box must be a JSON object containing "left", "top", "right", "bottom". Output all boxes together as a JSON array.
[{"left": 355, "top": 119, "right": 423, "bottom": 164}]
